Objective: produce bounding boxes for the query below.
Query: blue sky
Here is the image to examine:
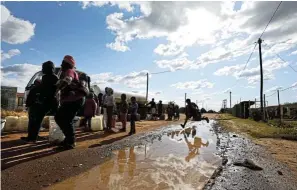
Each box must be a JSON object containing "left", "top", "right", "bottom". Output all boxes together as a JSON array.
[{"left": 1, "top": 1, "right": 297, "bottom": 111}]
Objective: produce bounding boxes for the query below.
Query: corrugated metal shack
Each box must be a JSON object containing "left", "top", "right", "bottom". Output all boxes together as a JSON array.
[{"left": 232, "top": 101, "right": 255, "bottom": 119}]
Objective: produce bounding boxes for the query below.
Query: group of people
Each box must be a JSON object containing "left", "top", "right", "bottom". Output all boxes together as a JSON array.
[
  {"left": 21, "top": 55, "right": 139, "bottom": 151},
  {"left": 146, "top": 98, "right": 180, "bottom": 121},
  {"left": 84, "top": 89, "right": 138, "bottom": 135}
]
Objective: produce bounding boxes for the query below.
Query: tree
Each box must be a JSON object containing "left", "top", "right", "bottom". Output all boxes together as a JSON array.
[{"left": 201, "top": 108, "right": 207, "bottom": 113}]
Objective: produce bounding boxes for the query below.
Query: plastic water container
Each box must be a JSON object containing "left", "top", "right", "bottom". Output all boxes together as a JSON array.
[
  {"left": 73, "top": 116, "right": 80, "bottom": 128},
  {"left": 48, "top": 116, "right": 65, "bottom": 144},
  {"left": 17, "top": 116, "right": 29, "bottom": 132},
  {"left": 42, "top": 116, "right": 50, "bottom": 129},
  {"left": 1, "top": 119, "right": 6, "bottom": 132},
  {"left": 91, "top": 115, "right": 104, "bottom": 131},
  {"left": 4, "top": 116, "right": 19, "bottom": 132}
]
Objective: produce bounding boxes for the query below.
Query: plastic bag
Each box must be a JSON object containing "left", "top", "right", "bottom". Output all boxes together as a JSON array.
[{"left": 48, "top": 116, "right": 65, "bottom": 144}]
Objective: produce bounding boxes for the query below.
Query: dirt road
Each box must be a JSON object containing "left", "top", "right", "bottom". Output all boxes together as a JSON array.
[{"left": 2, "top": 113, "right": 297, "bottom": 190}]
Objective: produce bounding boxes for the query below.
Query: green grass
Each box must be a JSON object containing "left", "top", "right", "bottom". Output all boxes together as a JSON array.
[{"left": 218, "top": 114, "right": 297, "bottom": 139}]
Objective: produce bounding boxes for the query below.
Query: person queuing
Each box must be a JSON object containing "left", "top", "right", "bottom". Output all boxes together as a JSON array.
[
  {"left": 157, "top": 100, "right": 163, "bottom": 118},
  {"left": 129, "top": 97, "right": 138, "bottom": 135},
  {"left": 82, "top": 92, "right": 97, "bottom": 132},
  {"left": 102, "top": 87, "right": 109, "bottom": 130},
  {"left": 148, "top": 98, "right": 157, "bottom": 120},
  {"left": 21, "top": 61, "right": 58, "bottom": 143},
  {"left": 119, "top": 93, "right": 128, "bottom": 132},
  {"left": 54, "top": 55, "right": 88, "bottom": 150},
  {"left": 104, "top": 87, "right": 115, "bottom": 132},
  {"left": 98, "top": 93, "right": 103, "bottom": 115}
]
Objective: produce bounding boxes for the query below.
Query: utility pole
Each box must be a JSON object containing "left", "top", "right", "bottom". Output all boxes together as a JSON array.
[
  {"left": 255, "top": 98, "right": 257, "bottom": 108},
  {"left": 258, "top": 38, "right": 264, "bottom": 120},
  {"left": 264, "top": 94, "right": 266, "bottom": 121},
  {"left": 277, "top": 90, "right": 281, "bottom": 125},
  {"left": 230, "top": 91, "right": 232, "bottom": 108},
  {"left": 146, "top": 73, "right": 149, "bottom": 101},
  {"left": 185, "top": 93, "right": 187, "bottom": 108}
]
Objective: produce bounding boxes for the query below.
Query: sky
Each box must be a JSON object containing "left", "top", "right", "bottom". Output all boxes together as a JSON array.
[{"left": 1, "top": 1, "right": 297, "bottom": 111}]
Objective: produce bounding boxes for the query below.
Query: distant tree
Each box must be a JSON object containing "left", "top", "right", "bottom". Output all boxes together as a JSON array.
[
  {"left": 208, "top": 110, "right": 215, "bottom": 113},
  {"left": 201, "top": 108, "right": 207, "bottom": 113}
]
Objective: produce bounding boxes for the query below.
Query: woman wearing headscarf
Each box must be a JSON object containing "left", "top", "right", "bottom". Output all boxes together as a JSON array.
[{"left": 54, "top": 55, "right": 88, "bottom": 150}]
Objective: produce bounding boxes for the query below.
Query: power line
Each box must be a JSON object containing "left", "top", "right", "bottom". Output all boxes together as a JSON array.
[
  {"left": 263, "top": 42, "right": 297, "bottom": 73},
  {"left": 259, "top": 1, "right": 283, "bottom": 39},
  {"left": 150, "top": 70, "right": 172, "bottom": 75},
  {"left": 280, "top": 85, "right": 296, "bottom": 92},
  {"left": 225, "top": 1, "right": 283, "bottom": 95}
]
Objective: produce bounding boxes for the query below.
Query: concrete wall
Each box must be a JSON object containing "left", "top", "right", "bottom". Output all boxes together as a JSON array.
[{"left": 1, "top": 86, "right": 17, "bottom": 111}]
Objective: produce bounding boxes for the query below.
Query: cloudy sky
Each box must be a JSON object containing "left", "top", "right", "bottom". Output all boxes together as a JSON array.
[{"left": 1, "top": 1, "right": 296, "bottom": 111}]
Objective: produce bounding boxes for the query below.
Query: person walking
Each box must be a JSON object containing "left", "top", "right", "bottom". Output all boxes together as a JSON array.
[{"left": 54, "top": 55, "right": 88, "bottom": 150}]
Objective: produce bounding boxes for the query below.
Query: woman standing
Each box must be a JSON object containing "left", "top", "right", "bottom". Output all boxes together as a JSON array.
[
  {"left": 104, "top": 88, "right": 115, "bottom": 132},
  {"left": 54, "top": 55, "right": 88, "bottom": 150}
]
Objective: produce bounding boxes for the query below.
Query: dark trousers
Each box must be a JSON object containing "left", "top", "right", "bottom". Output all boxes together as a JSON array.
[
  {"left": 106, "top": 106, "right": 113, "bottom": 130},
  {"left": 130, "top": 114, "right": 136, "bottom": 133},
  {"left": 27, "top": 103, "right": 50, "bottom": 140},
  {"left": 55, "top": 98, "right": 84, "bottom": 145},
  {"left": 82, "top": 116, "right": 92, "bottom": 129}
]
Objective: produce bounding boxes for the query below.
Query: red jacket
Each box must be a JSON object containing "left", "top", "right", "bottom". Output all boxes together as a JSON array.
[{"left": 84, "top": 98, "right": 97, "bottom": 117}]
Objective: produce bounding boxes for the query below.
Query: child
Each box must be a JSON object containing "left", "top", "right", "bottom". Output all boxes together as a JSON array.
[
  {"left": 119, "top": 93, "right": 128, "bottom": 132},
  {"left": 83, "top": 93, "right": 97, "bottom": 132},
  {"left": 129, "top": 97, "right": 138, "bottom": 135}
]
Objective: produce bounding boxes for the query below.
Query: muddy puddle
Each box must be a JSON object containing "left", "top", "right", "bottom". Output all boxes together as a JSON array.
[{"left": 47, "top": 121, "right": 221, "bottom": 190}]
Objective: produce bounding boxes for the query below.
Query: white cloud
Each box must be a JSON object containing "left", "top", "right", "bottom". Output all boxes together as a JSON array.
[
  {"left": 1, "top": 49, "right": 21, "bottom": 61},
  {"left": 214, "top": 57, "right": 288, "bottom": 84},
  {"left": 214, "top": 64, "right": 245, "bottom": 76},
  {"left": 291, "top": 50, "right": 297, "bottom": 55},
  {"left": 155, "top": 54, "right": 193, "bottom": 71},
  {"left": 171, "top": 79, "right": 214, "bottom": 90},
  {"left": 90, "top": 70, "right": 149, "bottom": 89},
  {"left": 1, "top": 5, "right": 36, "bottom": 44},
  {"left": 1, "top": 63, "right": 41, "bottom": 92},
  {"left": 81, "top": 1, "right": 135, "bottom": 12}
]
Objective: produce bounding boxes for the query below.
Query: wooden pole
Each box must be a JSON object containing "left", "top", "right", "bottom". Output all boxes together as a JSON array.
[
  {"left": 264, "top": 94, "right": 266, "bottom": 121},
  {"left": 277, "top": 90, "right": 281, "bottom": 126},
  {"left": 258, "top": 38, "right": 264, "bottom": 120},
  {"left": 230, "top": 91, "right": 232, "bottom": 108},
  {"left": 146, "top": 73, "right": 149, "bottom": 102}
]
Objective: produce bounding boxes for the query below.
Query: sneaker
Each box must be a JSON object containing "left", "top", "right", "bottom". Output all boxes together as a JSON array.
[{"left": 20, "top": 137, "right": 36, "bottom": 144}]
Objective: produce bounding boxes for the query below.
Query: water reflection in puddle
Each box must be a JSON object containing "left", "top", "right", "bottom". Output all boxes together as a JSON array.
[{"left": 48, "top": 121, "right": 221, "bottom": 190}]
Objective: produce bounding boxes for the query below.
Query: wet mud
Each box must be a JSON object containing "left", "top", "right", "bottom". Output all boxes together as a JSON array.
[{"left": 48, "top": 121, "right": 221, "bottom": 190}]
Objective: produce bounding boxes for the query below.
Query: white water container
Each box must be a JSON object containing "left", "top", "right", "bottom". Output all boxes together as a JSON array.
[
  {"left": 17, "top": 116, "right": 29, "bottom": 132},
  {"left": 48, "top": 116, "right": 65, "bottom": 144},
  {"left": 1, "top": 119, "right": 6, "bottom": 132},
  {"left": 4, "top": 116, "right": 19, "bottom": 132},
  {"left": 91, "top": 115, "right": 104, "bottom": 131}
]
